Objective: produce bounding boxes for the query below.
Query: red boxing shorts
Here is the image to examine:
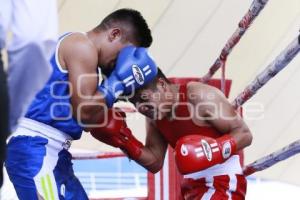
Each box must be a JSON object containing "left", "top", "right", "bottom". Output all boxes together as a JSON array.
[{"left": 181, "top": 155, "right": 247, "bottom": 200}]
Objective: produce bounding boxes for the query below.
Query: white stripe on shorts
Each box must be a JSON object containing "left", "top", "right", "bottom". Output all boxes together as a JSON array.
[
  {"left": 226, "top": 174, "right": 237, "bottom": 200},
  {"left": 201, "top": 176, "right": 215, "bottom": 200}
]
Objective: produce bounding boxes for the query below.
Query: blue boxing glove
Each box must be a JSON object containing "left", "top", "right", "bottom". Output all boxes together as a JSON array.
[{"left": 98, "top": 46, "right": 158, "bottom": 107}]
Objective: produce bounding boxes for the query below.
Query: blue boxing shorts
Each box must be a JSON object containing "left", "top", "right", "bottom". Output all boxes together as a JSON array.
[{"left": 5, "top": 118, "right": 88, "bottom": 200}]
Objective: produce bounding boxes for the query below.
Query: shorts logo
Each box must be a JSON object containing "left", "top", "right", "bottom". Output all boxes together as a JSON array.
[
  {"left": 132, "top": 65, "right": 145, "bottom": 85},
  {"left": 222, "top": 141, "right": 232, "bottom": 159},
  {"left": 201, "top": 139, "right": 212, "bottom": 161},
  {"left": 60, "top": 184, "right": 66, "bottom": 197},
  {"left": 181, "top": 144, "right": 188, "bottom": 156}
]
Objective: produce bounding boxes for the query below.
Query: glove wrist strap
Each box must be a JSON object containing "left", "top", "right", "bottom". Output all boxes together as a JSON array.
[{"left": 217, "top": 134, "right": 237, "bottom": 160}]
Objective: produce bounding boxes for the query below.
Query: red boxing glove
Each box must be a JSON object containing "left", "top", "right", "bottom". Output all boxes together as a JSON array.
[
  {"left": 174, "top": 134, "right": 237, "bottom": 174},
  {"left": 90, "top": 109, "right": 144, "bottom": 160}
]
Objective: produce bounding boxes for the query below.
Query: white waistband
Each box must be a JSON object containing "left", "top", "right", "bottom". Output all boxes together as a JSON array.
[
  {"left": 183, "top": 155, "right": 243, "bottom": 180},
  {"left": 12, "top": 118, "right": 73, "bottom": 143}
]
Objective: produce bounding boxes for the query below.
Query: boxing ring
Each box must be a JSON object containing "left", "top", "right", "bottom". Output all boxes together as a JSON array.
[
  {"left": 71, "top": 0, "right": 300, "bottom": 199},
  {"left": 1, "top": 1, "right": 299, "bottom": 200}
]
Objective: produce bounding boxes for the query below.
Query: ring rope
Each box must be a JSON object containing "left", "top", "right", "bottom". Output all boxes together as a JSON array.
[
  {"left": 202, "top": 0, "right": 269, "bottom": 82},
  {"left": 232, "top": 34, "right": 300, "bottom": 108},
  {"left": 72, "top": 152, "right": 125, "bottom": 160}
]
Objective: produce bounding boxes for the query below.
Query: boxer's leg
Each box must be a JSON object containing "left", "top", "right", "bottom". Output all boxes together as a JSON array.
[
  {"left": 6, "top": 135, "right": 88, "bottom": 200},
  {"left": 181, "top": 174, "right": 247, "bottom": 200},
  {"left": 31, "top": 142, "right": 88, "bottom": 200},
  {"left": 5, "top": 136, "right": 49, "bottom": 200},
  {"left": 53, "top": 150, "right": 88, "bottom": 200}
]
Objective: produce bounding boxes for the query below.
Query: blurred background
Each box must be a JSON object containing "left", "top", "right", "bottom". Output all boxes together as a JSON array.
[{"left": 2, "top": 0, "right": 300, "bottom": 199}]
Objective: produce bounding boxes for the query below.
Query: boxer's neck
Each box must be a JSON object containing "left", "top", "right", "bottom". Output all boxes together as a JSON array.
[{"left": 86, "top": 30, "right": 103, "bottom": 52}]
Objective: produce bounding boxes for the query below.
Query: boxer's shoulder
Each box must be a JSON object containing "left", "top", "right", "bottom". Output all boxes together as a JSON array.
[
  {"left": 61, "top": 33, "right": 96, "bottom": 56},
  {"left": 187, "top": 81, "right": 221, "bottom": 93},
  {"left": 59, "top": 33, "right": 98, "bottom": 69},
  {"left": 186, "top": 81, "right": 223, "bottom": 103}
]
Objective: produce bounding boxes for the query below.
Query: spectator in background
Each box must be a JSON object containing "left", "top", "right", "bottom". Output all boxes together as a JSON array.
[
  {"left": 0, "top": 0, "right": 58, "bottom": 187},
  {"left": 0, "top": 36, "right": 9, "bottom": 188}
]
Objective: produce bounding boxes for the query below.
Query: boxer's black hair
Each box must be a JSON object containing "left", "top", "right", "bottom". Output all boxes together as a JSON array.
[
  {"left": 126, "top": 68, "right": 170, "bottom": 104},
  {"left": 96, "top": 8, "right": 152, "bottom": 47},
  {"left": 146, "top": 67, "right": 170, "bottom": 90}
]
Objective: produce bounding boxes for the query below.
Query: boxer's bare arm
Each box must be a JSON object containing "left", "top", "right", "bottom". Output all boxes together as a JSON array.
[
  {"left": 135, "top": 118, "right": 168, "bottom": 173},
  {"left": 60, "top": 34, "right": 106, "bottom": 128},
  {"left": 187, "top": 82, "right": 252, "bottom": 150}
]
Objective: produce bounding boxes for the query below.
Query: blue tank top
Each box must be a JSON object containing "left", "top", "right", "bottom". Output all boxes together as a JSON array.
[{"left": 25, "top": 33, "right": 83, "bottom": 139}]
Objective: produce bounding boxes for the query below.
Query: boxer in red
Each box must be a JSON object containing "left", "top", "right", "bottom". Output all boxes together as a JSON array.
[{"left": 91, "top": 68, "right": 252, "bottom": 200}]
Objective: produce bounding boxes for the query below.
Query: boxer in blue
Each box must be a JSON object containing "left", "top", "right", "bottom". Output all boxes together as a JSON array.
[{"left": 5, "top": 9, "right": 157, "bottom": 200}]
